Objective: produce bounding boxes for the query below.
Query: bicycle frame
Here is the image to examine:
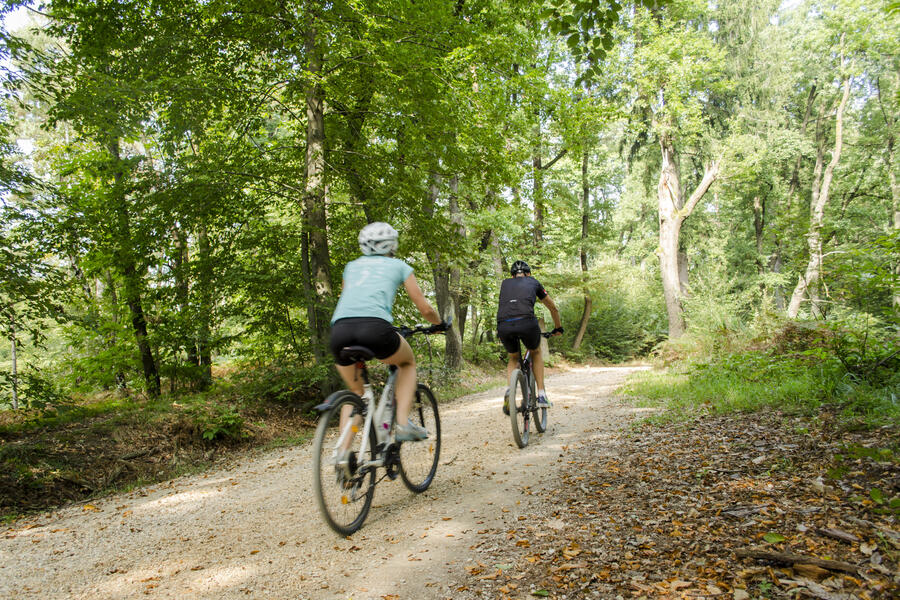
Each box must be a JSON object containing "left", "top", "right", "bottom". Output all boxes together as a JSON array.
[
  {"left": 518, "top": 330, "right": 551, "bottom": 394},
  {"left": 332, "top": 364, "right": 399, "bottom": 470},
  {"left": 520, "top": 349, "right": 534, "bottom": 384}
]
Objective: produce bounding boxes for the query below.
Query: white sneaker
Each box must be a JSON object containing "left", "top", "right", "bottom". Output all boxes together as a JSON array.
[
  {"left": 335, "top": 449, "right": 351, "bottom": 482},
  {"left": 395, "top": 421, "right": 428, "bottom": 441}
]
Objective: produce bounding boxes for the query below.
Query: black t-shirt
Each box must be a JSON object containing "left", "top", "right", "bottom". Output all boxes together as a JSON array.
[{"left": 496, "top": 276, "right": 547, "bottom": 322}]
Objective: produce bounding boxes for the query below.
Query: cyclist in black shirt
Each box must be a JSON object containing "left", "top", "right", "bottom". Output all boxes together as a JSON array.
[{"left": 497, "top": 260, "right": 563, "bottom": 413}]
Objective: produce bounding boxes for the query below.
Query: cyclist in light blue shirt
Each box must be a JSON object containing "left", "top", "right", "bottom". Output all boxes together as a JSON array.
[
  {"left": 329, "top": 222, "right": 446, "bottom": 441},
  {"left": 331, "top": 255, "right": 414, "bottom": 324}
]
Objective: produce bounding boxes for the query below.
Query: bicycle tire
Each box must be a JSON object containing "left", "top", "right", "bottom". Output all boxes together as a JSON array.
[
  {"left": 509, "top": 369, "right": 530, "bottom": 448},
  {"left": 312, "top": 391, "right": 377, "bottom": 536},
  {"left": 530, "top": 372, "right": 547, "bottom": 433},
  {"left": 399, "top": 384, "right": 441, "bottom": 493}
]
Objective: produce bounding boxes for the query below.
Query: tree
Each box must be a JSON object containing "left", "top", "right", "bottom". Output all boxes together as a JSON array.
[{"left": 625, "top": 2, "right": 728, "bottom": 338}]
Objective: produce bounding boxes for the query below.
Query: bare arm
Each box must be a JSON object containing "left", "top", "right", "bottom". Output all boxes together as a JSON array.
[
  {"left": 540, "top": 295, "right": 562, "bottom": 332},
  {"left": 403, "top": 274, "right": 441, "bottom": 324}
]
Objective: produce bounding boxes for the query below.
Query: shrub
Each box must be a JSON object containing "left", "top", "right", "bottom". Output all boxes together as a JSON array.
[
  {"left": 233, "top": 361, "right": 332, "bottom": 411},
  {"left": 628, "top": 319, "right": 899, "bottom": 426},
  {"left": 179, "top": 398, "right": 248, "bottom": 441}
]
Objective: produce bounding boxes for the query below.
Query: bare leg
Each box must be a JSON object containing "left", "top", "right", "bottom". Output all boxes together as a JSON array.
[
  {"left": 506, "top": 352, "right": 521, "bottom": 383},
  {"left": 335, "top": 363, "right": 364, "bottom": 396},
  {"left": 530, "top": 346, "right": 545, "bottom": 391},
  {"left": 380, "top": 335, "right": 417, "bottom": 426},
  {"left": 334, "top": 363, "right": 364, "bottom": 450}
]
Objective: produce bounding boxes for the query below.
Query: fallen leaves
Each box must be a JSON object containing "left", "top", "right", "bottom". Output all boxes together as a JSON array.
[{"left": 464, "top": 410, "right": 898, "bottom": 599}]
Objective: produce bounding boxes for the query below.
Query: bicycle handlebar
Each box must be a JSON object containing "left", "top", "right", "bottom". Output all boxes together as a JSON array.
[
  {"left": 542, "top": 326, "right": 564, "bottom": 338},
  {"left": 397, "top": 321, "right": 450, "bottom": 338}
]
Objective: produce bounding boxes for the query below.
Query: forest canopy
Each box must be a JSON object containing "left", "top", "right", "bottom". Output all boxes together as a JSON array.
[{"left": 0, "top": 0, "right": 897, "bottom": 413}]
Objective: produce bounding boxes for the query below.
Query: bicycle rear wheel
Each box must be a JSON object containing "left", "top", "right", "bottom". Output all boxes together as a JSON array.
[
  {"left": 509, "top": 369, "right": 530, "bottom": 448},
  {"left": 399, "top": 384, "right": 441, "bottom": 493},
  {"left": 312, "top": 391, "right": 377, "bottom": 536},
  {"left": 530, "top": 372, "right": 547, "bottom": 433}
]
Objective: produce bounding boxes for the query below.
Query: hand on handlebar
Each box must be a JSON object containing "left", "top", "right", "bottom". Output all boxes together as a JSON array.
[
  {"left": 431, "top": 319, "right": 451, "bottom": 333},
  {"left": 550, "top": 326, "right": 564, "bottom": 337}
]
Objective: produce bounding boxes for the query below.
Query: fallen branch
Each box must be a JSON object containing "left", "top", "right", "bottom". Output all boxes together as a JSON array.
[
  {"left": 119, "top": 449, "right": 151, "bottom": 461},
  {"left": 816, "top": 528, "right": 860, "bottom": 544},
  {"left": 844, "top": 517, "right": 900, "bottom": 546},
  {"left": 735, "top": 549, "right": 859, "bottom": 574}
]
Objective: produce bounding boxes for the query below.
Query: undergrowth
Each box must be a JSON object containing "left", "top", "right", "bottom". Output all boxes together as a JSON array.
[{"left": 625, "top": 320, "right": 900, "bottom": 426}]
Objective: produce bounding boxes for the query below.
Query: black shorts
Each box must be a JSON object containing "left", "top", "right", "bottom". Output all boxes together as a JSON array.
[
  {"left": 497, "top": 317, "right": 541, "bottom": 354},
  {"left": 330, "top": 317, "right": 402, "bottom": 366}
]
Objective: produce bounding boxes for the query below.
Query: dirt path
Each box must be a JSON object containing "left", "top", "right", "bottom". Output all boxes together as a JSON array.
[{"left": 0, "top": 366, "right": 647, "bottom": 600}]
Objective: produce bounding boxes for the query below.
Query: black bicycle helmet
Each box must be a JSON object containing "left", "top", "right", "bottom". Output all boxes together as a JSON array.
[{"left": 510, "top": 260, "right": 531, "bottom": 275}]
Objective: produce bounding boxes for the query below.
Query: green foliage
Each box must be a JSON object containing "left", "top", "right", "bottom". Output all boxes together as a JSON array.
[
  {"left": 0, "top": 368, "right": 70, "bottom": 412},
  {"left": 187, "top": 401, "right": 247, "bottom": 441},
  {"left": 545, "top": 0, "right": 670, "bottom": 83},
  {"left": 232, "top": 362, "right": 332, "bottom": 410},
  {"left": 543, "top": 258, "right": 667, "bottom": 361},
  {"left": 1, "top": 0, "right": 897, "bottom": 434},
  {"left": 628, "top": 319, "right": 899, "bottom": 424}
]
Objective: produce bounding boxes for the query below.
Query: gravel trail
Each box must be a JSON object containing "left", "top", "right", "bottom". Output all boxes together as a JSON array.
[{"left": 0, "top": 366, "right": 647, "bottom": 600}]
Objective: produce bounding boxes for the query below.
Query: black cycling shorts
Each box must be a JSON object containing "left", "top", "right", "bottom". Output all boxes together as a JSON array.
[
  {"left": 330, "top": 317, "right": 402, "bottom": 366},
  {"left": 497, "top": 317, "right": 541, "bottom": 354}
]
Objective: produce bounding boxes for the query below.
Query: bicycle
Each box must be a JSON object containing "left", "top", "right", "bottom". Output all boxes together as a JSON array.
[
  {"left": 312, "top": 322, "right": 447, "bottom": 536},
  {"left": 508, "top": 331, "right": 552, "bottom": 448}
]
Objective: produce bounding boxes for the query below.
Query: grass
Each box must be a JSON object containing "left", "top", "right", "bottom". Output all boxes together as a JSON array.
[{"left": 624, "top": 348, "right": 900, "bottom": 427}]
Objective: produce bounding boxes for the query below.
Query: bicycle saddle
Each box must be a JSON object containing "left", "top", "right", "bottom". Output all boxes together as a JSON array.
[{"left": 339, "top": 345, "right": 376, "bottom": 363}]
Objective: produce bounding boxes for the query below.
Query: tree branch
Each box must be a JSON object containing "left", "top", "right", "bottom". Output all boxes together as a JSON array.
[
  {"left": 681, "top": 159, "right": 721, "bottom": 219},
  {"left": 539, "top": 148, "right": 568, "bottom": 170}
]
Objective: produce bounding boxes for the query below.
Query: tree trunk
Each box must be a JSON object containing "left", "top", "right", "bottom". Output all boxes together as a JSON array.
[
  {"left": 110, "top": 139, "right": 160, "bottom": 397},
  {"left": 658, "top": 136, "right": 685, "bottom": 338},
  {"left": 788, "top": 83, "right": 818, "bottom": 204},
  {"left": 773, "top": 83, "right": 818, "bottom": 310},
  {"left": 422, "top": 172, "right": 462, "bottom": 370},
  {"left": 302, "top": 21, "right": 334, "bottom": 364},
  {"left": 881, "top": 78, "right": 900, "bottom": 308},
  {"left": 890, "top": 139, "right": 899, "bottom": 311},
  {"left": 532, "top": 121, "right": 544, "bottom": 246},
  {"left": 657, "top": 135, "right": 720, "bottom": 339},
  {"left": 173, "top": 226, "right": 189, "bottom": 392},
  {"left": 573, "top": 147, "right": 592, "bottom": 350},
  {"left": 195, "top": 222, "right": 213, "bottom": 389},
  {"left": 10, "top": 316, "right": 17, "bottom": 410},
  {"left": 677, "top": 245, "right": 690, "bottom": 296},
  {"left": 484, "top": 194, "right": 506, "bottom": 278},
  {"left": 445, "top": 175, "right": 464, "bottom": 370},
  {"left": 770, "top": 247, "right": 785, "bottom": 311},
  {"left": 788, "top": 70, "right": 851, "bottom": 318},
  {"left": 339, "top": 84, "right": 375, "bottom": 221},
  {"left": 753, "top": 196, "right": 765, "bottom": 274},
  {"left": 469, "top": 303, "right": 480, "bottom": 361}
]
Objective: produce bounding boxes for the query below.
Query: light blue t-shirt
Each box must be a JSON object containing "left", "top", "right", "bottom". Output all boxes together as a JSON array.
[{"left": 331, "top": 255, "right": 414, "bottom": 324}]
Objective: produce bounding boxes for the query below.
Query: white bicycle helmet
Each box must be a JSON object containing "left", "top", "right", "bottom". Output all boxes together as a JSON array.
[{"left": 358, "top": 222, "right": 399, "bottom": 256}]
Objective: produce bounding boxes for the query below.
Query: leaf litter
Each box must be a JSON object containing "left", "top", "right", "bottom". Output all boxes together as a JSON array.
[{"left": 466, "top": 410, "right": 898, "bottom": 599}]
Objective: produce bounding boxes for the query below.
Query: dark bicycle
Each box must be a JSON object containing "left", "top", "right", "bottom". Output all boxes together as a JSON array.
[
  {"left": 312, "top": 322, "right": 447, "bottom": 536},
  {"left": 508, "top": 331, "right": 552, "bottom": 448}
]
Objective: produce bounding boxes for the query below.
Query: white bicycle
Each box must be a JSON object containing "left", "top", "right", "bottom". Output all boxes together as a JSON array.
[{"left": 312, "top": 322, "right": 446, "bottom": 535}]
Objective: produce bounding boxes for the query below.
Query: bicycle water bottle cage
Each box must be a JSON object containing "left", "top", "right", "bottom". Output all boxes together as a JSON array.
[{"left": 339, "top": 345, "right": 376, "bottom": 364}]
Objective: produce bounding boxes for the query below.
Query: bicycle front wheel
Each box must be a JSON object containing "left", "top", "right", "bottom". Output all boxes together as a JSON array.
[
  {"left": 399, "top": 384, "right": 441, "bottom": 493},
  {"left": 312, "top": 391, "right": 377, "bottom": 536},
  {"left": 530, "top": 372, "right": 547, "bottom": 433},
  {"left": 509, "top": 369, "right": 530, "bottom": 448}
]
